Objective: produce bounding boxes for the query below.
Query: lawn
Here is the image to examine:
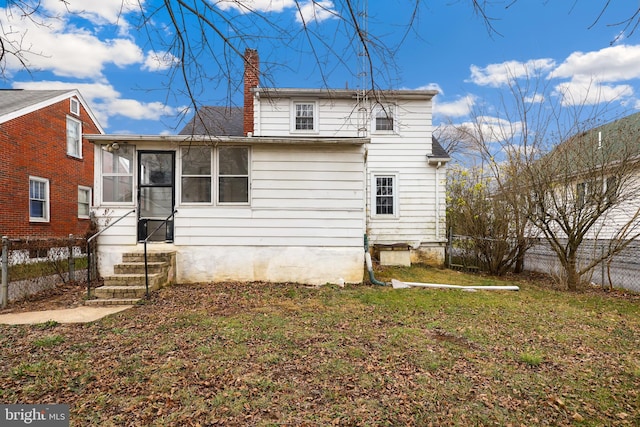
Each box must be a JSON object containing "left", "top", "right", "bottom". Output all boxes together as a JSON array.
[{"left": 1, "top": 266, "right": 639, "bottom": 426}]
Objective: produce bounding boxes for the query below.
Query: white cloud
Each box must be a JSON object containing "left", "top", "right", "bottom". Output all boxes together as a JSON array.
[
  {"left": 468, "top": 59, "right": 556, "bottom": 87},
  {"left": 295, "top": 1, "right": 338, "bottom": 24},
  {"left": 143, "top": 51, "right": 180, "bottom": 71},
  {"left": 435, "top": 95, "right": 476, "bottom": 118},
  {"left": 40, "top": 0, "right": 143, "bottom": 26},
  {"left": 552, "top": 79, "right": 633, "bottom": 106},
  {"left": 551, "top": 44, "right": 640, "bottom": 82},
  {"left": 1, "top": 6, "right": 143, "bottom": 78},
  {"left": 215, "top": 0, "right": 337, "bottom": 24},
  {"left": 13, "top": 80, "right": 183, "bottom": 128},
  {"left": 524, "top": 94, "right": 545, "bottom": 104},
  {"left": 215, "top": 0, "right": 295, "bottom": 13}
]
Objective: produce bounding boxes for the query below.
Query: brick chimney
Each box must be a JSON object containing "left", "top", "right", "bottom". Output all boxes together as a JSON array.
[{"left": 243, "top": 48, "right": 259, "bottom": 136}]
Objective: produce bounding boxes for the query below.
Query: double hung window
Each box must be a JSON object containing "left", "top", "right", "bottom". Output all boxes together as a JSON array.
[
  {"left": 29, "top": 177, "right": 50, "bottom": 222},
  {"left": 372, "top": 174, "right": 397, "bottom": 216},
  {"left": 375, "top": 107, "right": 394, "bottom": 131},
  {"left": 67, "top": 116, "right": 82, "bottom": 158},
  {"left": 293, "top": 102, "right": 316, "bottom": 131},
  {"left": 78, "top": 186, "right": 91, "bottom": 218}
]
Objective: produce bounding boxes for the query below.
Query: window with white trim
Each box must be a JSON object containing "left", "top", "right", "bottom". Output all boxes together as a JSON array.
[
  {"left": 372, "top": 174, "right": 398, "bottom": 216},
  {"left": 102, "top": 145, "right": 134, "bottom": 203},
  {"left": 70, "top": 98, "right": 80, "bottom": 115},
  {"left": 373, "top": 104, "right": 395, "bottom": 133},
  {"left": 29, "top": 177, "right": 50, "bottom": 222},
  {"left": 66, "top": 116, "right": 82, "bottom": 158},
  {"left": 181, "top": 146, "right": 212, "bottom": 203},
  {"left": 78, "top": 186, "right": 91, "bottom": 218},
  {"left": 218, "top": 147, "right": 249, "bottom": 203},
  {"left": 293, "top": 101, "right": 316, "bottom": 131}
]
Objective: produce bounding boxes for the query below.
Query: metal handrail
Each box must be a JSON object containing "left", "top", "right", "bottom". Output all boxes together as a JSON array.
[
  {"left": 86, "top": 209, "right": 136, "bottom": 299},
  {"left": 143, "top": 210, "right": 178, "bottom": 298}
]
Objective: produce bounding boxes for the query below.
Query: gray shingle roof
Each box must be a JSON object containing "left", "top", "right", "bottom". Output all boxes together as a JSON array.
[
  {"left": 430, "top": 137, "right": 451, "bottom": 160},
  {"left": 0, "top": 89, "right": 72, "bottom": 117},
  {"left": 179, "top": 106, "right": 244, "bottom": 136}
]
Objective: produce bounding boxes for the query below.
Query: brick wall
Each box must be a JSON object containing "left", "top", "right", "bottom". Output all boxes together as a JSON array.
[{"left": 0, "top": 97, "right": 99, "bottom": 239}]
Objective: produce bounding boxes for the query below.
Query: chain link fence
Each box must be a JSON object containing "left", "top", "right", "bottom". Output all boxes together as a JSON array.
[
  {"left": 0, "top": 236, "right": 91, "bottom": 307},
  {"left": 447, "top": 235, "right": 640, "bottom": 292}
]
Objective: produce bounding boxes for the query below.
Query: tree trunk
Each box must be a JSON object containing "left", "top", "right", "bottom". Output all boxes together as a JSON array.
[{"left": 565, "top": 256, "right": 581, "bottom": 291}]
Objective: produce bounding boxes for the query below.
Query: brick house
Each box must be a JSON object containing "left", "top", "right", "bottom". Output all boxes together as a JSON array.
[{"left": 0, "top": 89, "right": 103, "bottom": 239}]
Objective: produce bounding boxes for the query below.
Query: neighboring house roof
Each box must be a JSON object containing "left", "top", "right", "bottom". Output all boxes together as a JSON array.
[
  {"left": 428, "top": 137, "right": 451, "bottom": 164},
  {"left": 0, "top": 89, "right": 104, "bottom": 133},
  {"left": 179, "top": 106, "right": 244, "bottom": 136}
]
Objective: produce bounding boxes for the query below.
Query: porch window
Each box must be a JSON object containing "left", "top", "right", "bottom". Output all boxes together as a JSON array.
[
  {"left": 29, "top": 176, "right": 50, "bottom": 222},
  {"left": 218, "top": 147, "right": 249, "bottom": 203},
  {"left": 181, "top": 146, "right": 212, "bottom": 203},
  {"left": 66, "top": 116, "right": 82, "bottom": 158},
  {"left": 373, "top": 174, "right": 397, "bottom": 216},
  {"left": 78, "top": 186, "right": 91, "bottom": 218},
  {"left": 102, "top": 145, "right": 134, "bottom": 203}
]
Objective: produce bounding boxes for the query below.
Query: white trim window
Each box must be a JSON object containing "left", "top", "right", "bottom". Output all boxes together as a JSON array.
[
  {"left": 29, "top": 176, "right": 50, "bottom": 222},
  {"left": 70, "top": 98, "right": 80, "bottom": 115},
  {"left": 78, "top": 186, "right": 91, "bottom": 218},
  {"left": 373, "top": 104, "right": 396, "bottom": 133},
  {"left": 218, "top": 146, "right": 249, "bottom": 204},
  {"left": 66, "top": 116, "right": 82, "bottom": 158},
  {"left": 292, "top": 101, "right": 317, "bottom": 132},
  {"left": 372, "top": 174, "right": 398, "bottom": 217},
  {"left": 181, "top": 146, "right": 212, "bottom": 203},
  {"left": 102, "top": 145, "right": 134, "bottom": 204}
]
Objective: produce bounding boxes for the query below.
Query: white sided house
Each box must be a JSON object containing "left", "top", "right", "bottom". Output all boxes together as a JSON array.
[{"left": 87, "top": 49, "right": 448, "bottom": 289}]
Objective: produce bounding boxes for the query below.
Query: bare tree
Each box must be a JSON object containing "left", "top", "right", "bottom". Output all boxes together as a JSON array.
[
  {"left": 446, "top": 68, "right": 640, "bottom": 290},
  {"left": 2, "top": 1, "right": 638, "bottom": 111}
]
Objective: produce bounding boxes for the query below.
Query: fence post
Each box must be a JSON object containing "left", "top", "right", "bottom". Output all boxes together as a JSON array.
[
  {"left": 68, "top": 234, "right": 75, "bottom": 283},
  {"left": 1, "top": 236, "right": 8, "bottom": 308},
  {"left": 447, "top": 227, "right": 453, "bottom": 268},
  {"left": 600, "top": 244, "right": 605, "bottom": 289}
]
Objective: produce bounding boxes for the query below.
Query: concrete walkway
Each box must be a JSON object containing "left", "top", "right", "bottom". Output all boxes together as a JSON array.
[{"left": 0, "top": 305, "right": 133, "bottom": 325}]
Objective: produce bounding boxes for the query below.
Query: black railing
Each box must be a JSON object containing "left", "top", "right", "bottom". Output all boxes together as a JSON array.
[
  {"left": 86, "top": 209, "right": 136, "bottom": 299},
  {"left": 143, "top": 210, "right": 177, "bottom": 298}
]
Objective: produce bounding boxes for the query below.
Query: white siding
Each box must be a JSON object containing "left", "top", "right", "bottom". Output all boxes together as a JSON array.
[
  {"left": 92, "top": 141, "right": 366, "bottom": 285},
  {"left": 256, "top": 94, "right": 447, "bottom": 259}
]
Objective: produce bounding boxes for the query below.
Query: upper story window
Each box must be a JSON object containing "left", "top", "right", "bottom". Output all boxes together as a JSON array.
[
  {"left": 373, "top": 104, "right": 396, "bottom": 133},
  {"left": 66, "top": 116, "right": 82, "bottom": 158},
  {"left": 181, "top": 146, "right": 212, "bottom": 203},
  {"left": 218, "top": 146, "right": 249, "bottom": 204},
  {"left": 70, "top": 98, "right": 80, "bottom": 115},
  {"left": 293, "top": 101, "right": 317, "bottom": 132},
  {"left": 78, "top": 186, "right": 91, "bottom": 218},
  {"left": 102, "top": 145, "right": 134, "bottom": 204},
  {"left": 29, "top": 176, "right": 50, "bottom": 222}
]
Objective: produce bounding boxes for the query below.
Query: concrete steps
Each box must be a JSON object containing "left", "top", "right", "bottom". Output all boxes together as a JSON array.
[{"left": 85, "top": 252, "right": 176, "bottom": 307}]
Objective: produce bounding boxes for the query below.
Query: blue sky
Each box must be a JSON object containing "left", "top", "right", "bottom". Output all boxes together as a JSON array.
[{"left": 2, "top": 1, "right": 639, "bottom": 136}]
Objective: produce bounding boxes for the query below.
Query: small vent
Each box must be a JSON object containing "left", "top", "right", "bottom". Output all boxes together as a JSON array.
[{"left": 70, "top": 98, "right": 80, "bottom": 115}]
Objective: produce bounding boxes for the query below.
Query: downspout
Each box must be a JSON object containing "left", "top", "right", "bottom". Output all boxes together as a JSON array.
[
  {"left": 364, "top": 234, "right": 387, "bottom": 286},
  {"left": 435, "top": 161, "right": 442, "bottom": 240}
]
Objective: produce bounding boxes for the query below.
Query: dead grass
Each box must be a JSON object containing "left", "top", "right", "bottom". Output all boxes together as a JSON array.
[{"left": 1, "top": 266, "right": 639, "bottom": 426}]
